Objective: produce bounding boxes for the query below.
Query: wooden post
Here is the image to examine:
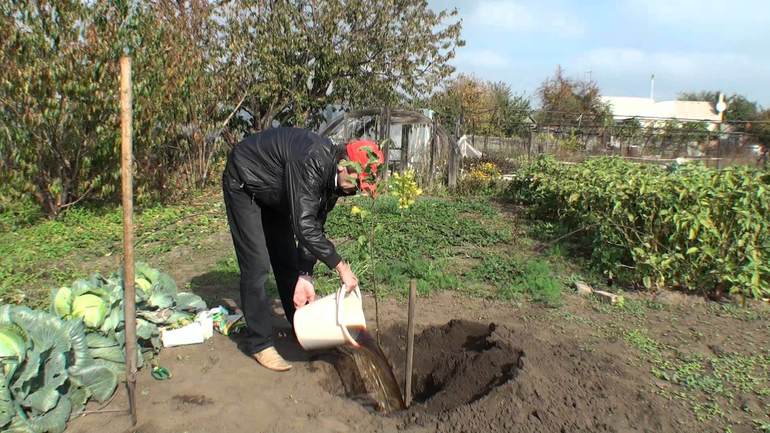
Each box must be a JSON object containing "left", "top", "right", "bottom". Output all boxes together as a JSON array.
[
  {"left": 119, "top": 56, "right": 138, "bottom": 426},
  {"left": 400, "top": 124, "right": 411, "bottom": 173},
  {"left": 426, "top": 120, "right": 437, "bottom": 186},
  {"left": 379, "top": 107, "right": 391, "bottom": 181},
  {"left": 448, "top": 115, "right": 461, "bottom": 189},
  {"left": 404, "top": 279, "right": 417, "bottom": 407},
  {"left": 527, "top": 129, "right": 533, "bottom": 161}
]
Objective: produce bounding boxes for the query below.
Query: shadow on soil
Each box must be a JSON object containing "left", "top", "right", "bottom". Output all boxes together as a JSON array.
[
  {"left": 189, "top": 269, "right": 280, "bottom": 307},
  {"left": 188, "top": 269, "right": 240, "bottom": 306},
  {"left": 189, "top": 268, "right": 312, "bottom": 363}
]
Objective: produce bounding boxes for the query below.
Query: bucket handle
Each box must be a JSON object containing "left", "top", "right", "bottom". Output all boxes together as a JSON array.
[{"left": 336, "top": 284, "right": 361, "bottom": 348}]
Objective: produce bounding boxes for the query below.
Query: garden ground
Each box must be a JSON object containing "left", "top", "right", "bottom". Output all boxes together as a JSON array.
[{"left": 3, "top": 190, "right": 770, "bottom": 433}]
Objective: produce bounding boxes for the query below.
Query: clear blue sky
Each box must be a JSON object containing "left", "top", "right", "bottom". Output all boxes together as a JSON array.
[{"left": 428, "top": 0, "right": 770, "bottom": 108}]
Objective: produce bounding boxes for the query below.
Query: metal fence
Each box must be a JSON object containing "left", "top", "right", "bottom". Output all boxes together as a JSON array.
[{"left": 466, "top": 127, "right": 763, "bottom": 169}]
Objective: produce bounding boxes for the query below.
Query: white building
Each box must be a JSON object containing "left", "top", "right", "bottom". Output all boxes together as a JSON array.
[{"left": 601, "top": 96, "right": 722, "bottom": 131}]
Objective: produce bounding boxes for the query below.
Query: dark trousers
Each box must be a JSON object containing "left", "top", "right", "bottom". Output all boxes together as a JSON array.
[{"left": 222, "top": 170, "right": 299, "bottom": 354}]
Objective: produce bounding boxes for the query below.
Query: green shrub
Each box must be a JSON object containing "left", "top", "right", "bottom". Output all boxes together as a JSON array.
[{"left": 505, "top": 156, "right": 770, "bottom": 298}]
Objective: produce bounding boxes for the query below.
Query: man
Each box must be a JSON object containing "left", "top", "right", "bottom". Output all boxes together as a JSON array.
[{"left": 222, "top": 127, "right": 383, "bottom": 371}]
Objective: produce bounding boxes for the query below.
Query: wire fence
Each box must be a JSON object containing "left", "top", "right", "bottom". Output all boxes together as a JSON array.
[{"left": 465, "top": 126, "right": 764, "bottom": 170}]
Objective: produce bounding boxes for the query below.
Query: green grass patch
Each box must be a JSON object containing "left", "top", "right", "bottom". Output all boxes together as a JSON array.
[
  {"left": 755, "top": 420, "right": 770, "bottom": 433},
  {"left": 708, "top": 303, "right": 770, "bottom": 322},
  {"left": 313, "top": 196, "right": 513, "bottom": 298},
  {"left": 0, "top": 197, "right": 44, "bottom": 232},
  {"left": 468, "top": 253, "right": 562, "bottom": 306},
  {"left": 325, "top": 196, "right": 512, "bottom": 261},
  {"left": 625, "top": 329, "right": 665, "bottom": 360},
  {"left": 0, "top": 191, "right": 227, "bottom": 306}
]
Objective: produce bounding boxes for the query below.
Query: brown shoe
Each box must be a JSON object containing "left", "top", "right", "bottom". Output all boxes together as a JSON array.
[{"left": 252, "top": 347, "right": 292, "bottom": 372}]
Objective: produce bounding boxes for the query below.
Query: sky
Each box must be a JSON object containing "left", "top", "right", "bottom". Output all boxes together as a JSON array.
[{"left": 428, "top": 0, "right": 770, "bottom": 108}]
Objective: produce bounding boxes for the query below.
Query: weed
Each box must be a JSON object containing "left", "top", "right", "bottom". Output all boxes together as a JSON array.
[
  {"left": 589, "top": 297, "right": 616, "bottom": 315},
  {"left": 549, "top": 309, "right": 593, "bottom": 326},
  {"left": 625, "top": 329, "right": 664, "bottom": 360},
  {"left": 615, "top": 298, "right": 649, "bottom": 318},
  {"left": 709, "top": 303, "right": 770, "bottom": 321},
  {"left": 469, "top": 253, "right": 521, "bottom": 288},
  {"left": 0, "top": 198, "right": 43, "bottom": 232},
  {"left": 516, "top": 260, "right": 562, "bottom": 306},
  {"left": 625, "top": 327, "right": 770, "bottom": 427},
  {"left": 692, "top": 400, "right": 724, "bottom": 422},
  {"left": 754, "top": 420, "right": 770, "bottom": 433}
]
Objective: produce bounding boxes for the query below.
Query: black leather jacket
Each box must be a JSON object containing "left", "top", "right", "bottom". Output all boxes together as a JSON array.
[{"left": 225, "top": 127, "right": 342, "bottom": 273}]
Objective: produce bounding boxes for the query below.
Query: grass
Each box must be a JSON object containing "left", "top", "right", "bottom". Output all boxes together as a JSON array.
[
  {"left": 589, "top": 296, "right": 667, "bottom": 319},
  {"left": 0, "top": 190, "right": 227, "bottom": 306},
  {"left": 312, "top": 195, "right": 566, "bottom": 305},
  {"left": 312, "top": 195, "right": 517, "bottom": 298},
  {"left": 0, "top": 197, "right": 43, "bottom": 232},
  {"left": 189, "top": 254, "right": 279, "bottom": 299},
  {"left": 468, "top": 254, "right": 562, "bottom": 306},
  {"left": 624, "top": 328, "right": 770, "bottom": 423},
  {"left": 3, "top": 190, "right": 569, "bottom": 307}
]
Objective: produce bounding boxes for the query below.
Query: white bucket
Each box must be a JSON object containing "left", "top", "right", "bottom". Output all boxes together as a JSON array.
[{"left": 294, "top": 285, "right": 366, "bottom": 350}]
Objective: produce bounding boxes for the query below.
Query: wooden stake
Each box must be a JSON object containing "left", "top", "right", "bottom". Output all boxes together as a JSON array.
[
  {"left": 379, "top": 107, "right": 391, "bottom": 181},
  {"left": 119, "top": 55, "right": 138, "bottom": 426},
  {"left": 405, "top": 279, "right": 417, "bottom": 407}
]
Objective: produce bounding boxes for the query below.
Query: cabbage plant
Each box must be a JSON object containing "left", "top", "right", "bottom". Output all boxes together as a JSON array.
[
  {"left": 0, "top": 263, "right": 206, "bottom": 432},
  {"left": 0, "top": 306, "right": 117, "bottom": 433},
  {"left": 51, "top": 262, "right": 206, "bottom": 356}
]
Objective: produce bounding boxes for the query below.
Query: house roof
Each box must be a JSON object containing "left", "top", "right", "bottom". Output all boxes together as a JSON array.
[{"left": 601, "top": 96, "right": 721, "bottom": 122}]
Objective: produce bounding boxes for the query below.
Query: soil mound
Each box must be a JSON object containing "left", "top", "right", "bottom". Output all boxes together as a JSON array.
[{"left": 378, "top": 320, "right": 676, "bottom": 433}]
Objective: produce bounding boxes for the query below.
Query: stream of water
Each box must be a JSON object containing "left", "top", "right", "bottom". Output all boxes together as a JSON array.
[{"left": 333, "top": 329, "right": 406, "bottom": 413}]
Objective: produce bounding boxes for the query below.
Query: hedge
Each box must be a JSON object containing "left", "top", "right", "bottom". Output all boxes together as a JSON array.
[{"left": 505, "top": 157, "right": 770, "bottom": 299}]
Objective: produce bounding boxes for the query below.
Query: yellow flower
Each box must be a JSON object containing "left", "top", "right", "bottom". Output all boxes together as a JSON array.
[
  {"left": 388, "top": 169, "right": 423, "bottom": 210},
  {"left": 351, "top": 206, "right": 362, "bottom": 215}
]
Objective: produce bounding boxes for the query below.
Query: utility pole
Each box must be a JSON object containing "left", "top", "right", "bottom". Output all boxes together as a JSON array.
[{"left": 650, "top": 74, "right": 655, "bottom": 100}]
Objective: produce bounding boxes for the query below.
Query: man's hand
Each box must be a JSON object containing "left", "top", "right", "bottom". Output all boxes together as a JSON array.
[
  {"left": 293, "top": 275, "right": 316, "bottom": 309},
  {"left": 335, "top": 261, "right": 359, "bottom": 292}
]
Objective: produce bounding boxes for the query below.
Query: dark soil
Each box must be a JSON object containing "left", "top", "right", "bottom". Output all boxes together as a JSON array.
[
  {"left": 369, "top": 320, "right": 677, "bottom": 433},
  {"left": 398, "top": 321, "right": 521, "bottom": 414}
]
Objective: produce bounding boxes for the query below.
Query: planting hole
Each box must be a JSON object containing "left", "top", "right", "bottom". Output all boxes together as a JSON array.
[{"left": 323, "top": 320, "right": 523, "bottom": 416}]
